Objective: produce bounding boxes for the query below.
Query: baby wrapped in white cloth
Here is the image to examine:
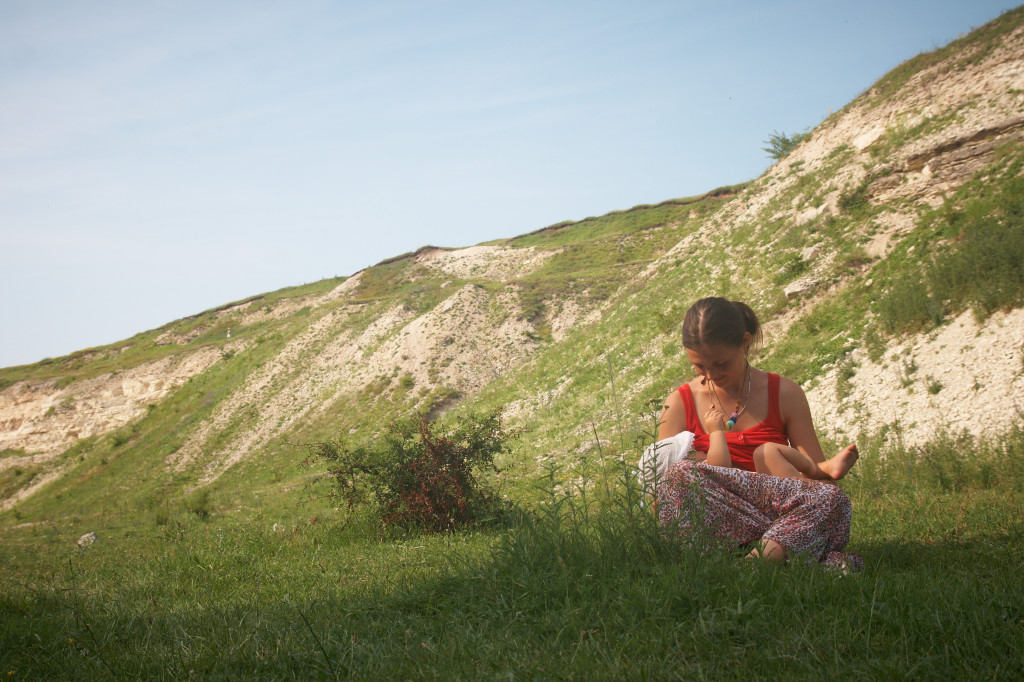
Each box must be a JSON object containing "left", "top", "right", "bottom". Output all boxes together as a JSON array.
[{"left": 636, "top": 430, "right": 696, "bottom": 503}]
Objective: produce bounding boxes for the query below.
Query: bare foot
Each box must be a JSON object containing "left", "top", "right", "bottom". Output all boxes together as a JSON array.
[
  {"left": 745, "top": 538, "right": 787, "bottom": 562},
  {"left": 821, "top": 444, "right": 859, "bottom": 480}
]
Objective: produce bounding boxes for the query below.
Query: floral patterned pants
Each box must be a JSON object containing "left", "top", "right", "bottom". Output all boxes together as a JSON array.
[{"left": 656, "top": 459, "right": 863, "bottom": 570}]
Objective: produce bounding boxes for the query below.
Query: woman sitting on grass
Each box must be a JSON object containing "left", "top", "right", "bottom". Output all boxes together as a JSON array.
[{"left": 654, "top": 296, "right": 861, "bottom": 568}]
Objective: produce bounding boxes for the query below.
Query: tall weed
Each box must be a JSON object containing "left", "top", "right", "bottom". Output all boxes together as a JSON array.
[{"left": 847, "top": 421, "right": 1024, "bottom": 495}]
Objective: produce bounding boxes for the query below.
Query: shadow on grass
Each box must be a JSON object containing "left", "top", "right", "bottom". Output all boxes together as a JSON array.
[
  {"left": 5, "top": 493, "right": 1024, "bottom": 680},
  {"left": 854, "top": 529, "right": 1023, "bottom": 572}
]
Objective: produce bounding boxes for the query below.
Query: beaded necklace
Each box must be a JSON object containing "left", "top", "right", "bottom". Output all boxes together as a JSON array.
[{"left": 708, "top": 362, "right": 752, "bottom": 431}]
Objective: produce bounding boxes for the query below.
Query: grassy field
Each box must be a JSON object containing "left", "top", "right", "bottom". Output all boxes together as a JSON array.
[{"left": 2, "top": 423, "right": 1022, "bottom": 680}]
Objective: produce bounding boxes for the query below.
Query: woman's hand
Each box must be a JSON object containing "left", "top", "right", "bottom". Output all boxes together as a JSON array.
[
  {"left": 703, "top": 405, "right": 732, "bottom": 468},
  {"left": 704, "top": 404, "right": 728, "bottom": 434}
]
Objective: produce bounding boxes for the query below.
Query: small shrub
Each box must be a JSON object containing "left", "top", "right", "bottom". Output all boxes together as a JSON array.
[
  {"left": 311, "top": 411, "right": 515, "bottom": 531},
  {"left": 877, "top": 271, "right": 939, "bottom": 333},
  {"left": 771, "top": 253, "right": 808, "bottom": 285},
  {"left": 762, "top": 130, "right": 808, "bottom": 160},
  {"left": 900, "top": 357, "right": 919, "bottom": 388},
  {"left": 864, "top": 325, "right": 886, "bottom": 363},
  {"left": 184, "top": 488, "right": 214, "bottom": 520},
  {"left": 423, "top": 386, "right": 463, "bottom": 420},
  {"left": 836, "top": 356, "right": 857, "bottom": 401},
  {"left": 362, "top": 376, "right": 390, "bottom": 398},
  {"left": 838, "top": 179, "right": 872, "bottom": 214}
]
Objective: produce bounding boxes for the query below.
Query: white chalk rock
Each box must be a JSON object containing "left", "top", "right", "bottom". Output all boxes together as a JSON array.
[
  {"left": 800, "top": 245, "right": 822, "bottom": 262},
  {"left": 784, "top": 278, "right": 819, "bottom": 299}
]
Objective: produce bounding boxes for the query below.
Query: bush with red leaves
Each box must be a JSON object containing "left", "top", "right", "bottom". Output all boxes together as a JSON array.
[{"left": 311, "top": 411, "right": 514, "bottom": 531}]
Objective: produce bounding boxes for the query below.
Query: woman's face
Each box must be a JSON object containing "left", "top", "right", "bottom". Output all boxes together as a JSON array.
[{"left": 685, "top": 336, "right": 750, "bottom": 388}]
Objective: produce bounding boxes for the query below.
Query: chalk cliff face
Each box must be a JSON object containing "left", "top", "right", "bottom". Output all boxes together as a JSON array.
[
  {"left": 0, "top": 348, "right": 223, "bottom": 456},
  {"left": 2, "top": 11, "right": 1024, "bottom": 512}
]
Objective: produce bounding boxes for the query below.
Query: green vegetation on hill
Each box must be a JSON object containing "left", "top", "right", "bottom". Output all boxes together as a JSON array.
[
  {"left": 876, "top": 151, "right": 1024, "bottom": 333},
  {"left": 507, "top": 190, "right": 739, "bottom": 338},
  {"left": 0, "top": 276, "right": 349, "bottom": 391}
]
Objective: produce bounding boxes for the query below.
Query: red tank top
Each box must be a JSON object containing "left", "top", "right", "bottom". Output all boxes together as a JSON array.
[{"left": 677, "top": 372, "right": 789, "bottom": 472}]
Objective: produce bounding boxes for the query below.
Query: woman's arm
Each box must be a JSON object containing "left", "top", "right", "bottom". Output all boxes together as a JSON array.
[
  {"left": 658, "top": 389, "right": 687, "bottom": 441},
  {"left": 658, "top": 388, "right": 710, "bottom": 463},
  {"left": 778, "top": 376, "right": 826, "bottom": 465}
]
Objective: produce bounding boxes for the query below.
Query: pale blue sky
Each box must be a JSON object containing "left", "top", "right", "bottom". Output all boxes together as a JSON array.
[{"left": 1, "top": 0, "right": 1017, "bottom": 368}]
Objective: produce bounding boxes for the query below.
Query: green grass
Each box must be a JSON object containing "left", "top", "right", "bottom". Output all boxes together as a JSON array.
[
  {"left": 502, "top": 189, "right": 736, "bottom": 337},
  {"left": 2, "top": 425, "right": 1023, "bottom": 679},
  {"left": 0, "top": 462, "right": 45, "bottom": 501},
  {"left": 508, "top": 188, "right": 745, "bottom": 250},
  {"left": 874, "top": 146, "right": 1024, "bottom": 334}
]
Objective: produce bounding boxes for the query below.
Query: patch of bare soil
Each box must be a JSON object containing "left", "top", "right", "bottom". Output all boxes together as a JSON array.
[
  {"left": 174, "top": 283, "right": 540, "bottom": 483},
  {"left": 806, "top": 307, "right": 1024, "bottom": 447},
  {"left": 416, "top": 245, "right": 556, "bottom": 281}
]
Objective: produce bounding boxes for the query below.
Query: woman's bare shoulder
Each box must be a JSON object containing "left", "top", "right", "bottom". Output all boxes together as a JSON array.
[
  {"left": 664, "top": 385, "right": 684, "bottom": 406},
  {"left": 658, "top": 385, "right": 689, "bottom": 439},
  {"left": 774, "top": 374, "right": 807, "bottom": 395},
  {"left": 775, "top": 374, "right": 812, "bottom": 415}
]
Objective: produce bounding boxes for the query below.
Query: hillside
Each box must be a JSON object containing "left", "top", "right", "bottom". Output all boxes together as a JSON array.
[{"left": 2, "top": 7, "right": 1024, "bottom": 522}]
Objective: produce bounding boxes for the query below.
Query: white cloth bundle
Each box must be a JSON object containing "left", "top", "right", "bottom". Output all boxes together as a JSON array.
[{"left": 636, "top": 430, "right": 696, "bottom": 500}]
